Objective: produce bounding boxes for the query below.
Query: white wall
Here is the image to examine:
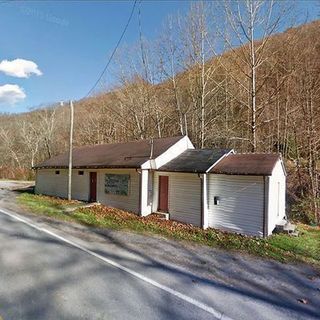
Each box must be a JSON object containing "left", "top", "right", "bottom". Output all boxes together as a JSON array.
[
  {"left": 36, "top": 168, "right": 140, "bottom": 213},
  {"left": 96, "top": 168, "right": 140, "bottom": 214},
  {"left": 36, "top": 169, "right": 90, "bottom": 200},
  {"left": 208, "top": 174, "right": 264, "bottom": 237},
  {"left": 72, "top": 170, "right": 90, "bottom": 201},
  {"left": 153, "top": 171, "right": 201, "bottom": 226},
  {"left": 35, "top": 169, "right": 68, "bottom": 198},
  {"left": 267, "top": 160, "right": 286, "bottom": 235},
  {"left": 141, "top": 136, "right": 194, "bottom": 169}
]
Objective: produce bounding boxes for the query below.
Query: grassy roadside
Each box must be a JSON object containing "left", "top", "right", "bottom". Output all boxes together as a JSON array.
[{"left": 18, "top": 193, "right": 320, "bottom": 267}]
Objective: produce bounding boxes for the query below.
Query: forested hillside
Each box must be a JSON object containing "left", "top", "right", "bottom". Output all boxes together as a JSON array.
[{"left": 0, "top": 2, "right": 319, "bottom": 224}]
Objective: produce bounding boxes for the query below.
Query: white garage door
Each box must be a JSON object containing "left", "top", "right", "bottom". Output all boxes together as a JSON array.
[
  {"left": 168, "top": 173, "right": 202, "bottom": 227},
  {"left": 208, "top": 174, "right": 264, "bottom": 237}
]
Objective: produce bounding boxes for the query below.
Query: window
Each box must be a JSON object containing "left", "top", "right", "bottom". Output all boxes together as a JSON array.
[
  {"left": 78, "top": 171, "right": 84, "bottom": 176},
  {"left": 105, "top": 174, "right": 130, "bottom": 196},
  {"left": 55, "top": 170, "right": 60, "bottom": 175}
]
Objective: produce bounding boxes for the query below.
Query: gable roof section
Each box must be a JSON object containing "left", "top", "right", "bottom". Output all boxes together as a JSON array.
[
  {"left": 158, "top": 149, "right": 231, "bottom": 173},
  {"left": 209, "top": 153, "right": 281, "bottom": 176},
  {"left": 34, "top": 136, "right": 184, "bottom": 169}
]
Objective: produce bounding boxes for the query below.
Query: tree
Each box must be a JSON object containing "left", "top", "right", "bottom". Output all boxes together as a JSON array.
[
  {"left": 214, "top": 0, "right": 293, "bottom": 151},
  {"left": 37, "top": 107, "right": 57, "bottom": 158},
  {"left": 18, "top": 117, "right": 41, "bottom": 168}
]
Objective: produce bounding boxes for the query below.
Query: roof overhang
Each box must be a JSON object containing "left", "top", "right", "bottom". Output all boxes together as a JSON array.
[{"left": 34, "top": 165, "right": 140, "bottom": 170}]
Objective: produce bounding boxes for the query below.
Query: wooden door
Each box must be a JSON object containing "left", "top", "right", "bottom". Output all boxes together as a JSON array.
[
  {"left": 89, "top": 172, "right": 97, "bottom": 202},
  {"left": 158, "top": 176, "right": 169, "bottom": 212}
]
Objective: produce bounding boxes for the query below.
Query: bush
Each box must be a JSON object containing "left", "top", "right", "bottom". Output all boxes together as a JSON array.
[
  {"left": 0, "top": 166, "right": 34, "bottom": 180},
  {"left": 290, "top": 196, "right": 319, "bottom": 225}
]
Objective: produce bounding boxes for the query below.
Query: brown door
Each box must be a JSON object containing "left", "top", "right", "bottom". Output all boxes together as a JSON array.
[
  {"left": 89, "top": 172, "right": 97, "bottom": 202},
  {"left": 158, "top": 176, "right": 169, "bottom": 212}
]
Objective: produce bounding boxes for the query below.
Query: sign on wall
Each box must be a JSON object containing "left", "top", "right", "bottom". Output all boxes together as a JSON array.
[{"left": 105, "top": 174, "right": 130, "bottom": 196}]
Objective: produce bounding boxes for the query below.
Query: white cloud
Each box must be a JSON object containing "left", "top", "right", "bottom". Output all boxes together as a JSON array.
[
  {"left": 0, "top": 59, "right": 42, "bottom": 78},
  {"left": 0, "top": 84, "right": 26, "bottom": 105}
]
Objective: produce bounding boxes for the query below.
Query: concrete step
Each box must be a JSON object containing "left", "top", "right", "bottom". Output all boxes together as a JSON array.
[
  {"left": 283, "top": 222, "right": 297, "bottom": 233},
  {"left": 276, "top": 219, "right": 287, "bottom": 227},
  {"left": 155, "top": 212, "right": 170, "bottom": 220},
  {"left": 275, "top": 220, "right": 298, "bottom": 236}
]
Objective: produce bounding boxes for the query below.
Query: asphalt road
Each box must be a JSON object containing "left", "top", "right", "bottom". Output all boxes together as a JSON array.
[
  {"left": 0, "top": 211, "right": 222, "bottom": 320},
  {"left": 0, "top": 209, "right": 225, "bottom": 320},
  {"left": 0, "top": 183, "right": 319, "bottom": 320}
]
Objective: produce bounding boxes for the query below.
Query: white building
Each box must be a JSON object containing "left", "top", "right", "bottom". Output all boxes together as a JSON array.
[{"left": 34, "top": 135, "right": 286, "bottom": 237}]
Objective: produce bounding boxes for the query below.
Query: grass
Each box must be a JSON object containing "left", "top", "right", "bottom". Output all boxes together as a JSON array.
[{"left": 18, "top": 193, "right": 320, "bottom": 267}]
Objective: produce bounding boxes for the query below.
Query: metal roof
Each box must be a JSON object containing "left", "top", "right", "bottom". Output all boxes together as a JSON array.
[
  {"left": 158, "top": 149, "right": 231, "bottom": 173},
  {"left": 34, "top": 136, "right": 184, "bottom": 169},
  {"left": 209, "top": 153, "right": 281, "bottom": 176}
]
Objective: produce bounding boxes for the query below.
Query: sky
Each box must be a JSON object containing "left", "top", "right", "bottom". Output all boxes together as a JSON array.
[{"left": 0, "top": 0, "right": 318, "bottom": 114}]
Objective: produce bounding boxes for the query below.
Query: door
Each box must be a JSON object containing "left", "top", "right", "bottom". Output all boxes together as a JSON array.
[
  {"left": 207, "top": 175, "right": 264, "bottom": 237},
  {"left": 158, "top": 176, "right": 169, "bottom": 212},
  {"left": 89, "top": 172, "right": 97, "bottom": 202}
]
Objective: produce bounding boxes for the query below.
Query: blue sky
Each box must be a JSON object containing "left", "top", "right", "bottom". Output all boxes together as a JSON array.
[{"left": 0, "top": 0, "right": 318, "bottom": 113}]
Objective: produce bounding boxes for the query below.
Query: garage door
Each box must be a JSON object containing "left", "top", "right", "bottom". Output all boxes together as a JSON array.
[
  {"left": 208, "top": 174, "right": 264, "bottom": 237},
  {"left": 168, "top": 173, "right": 201, "bottom": 227}
]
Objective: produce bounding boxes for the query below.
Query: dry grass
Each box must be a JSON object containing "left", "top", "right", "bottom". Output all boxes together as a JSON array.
[{"left": 18, "top": 193, "right": 320, "bottom": 268}]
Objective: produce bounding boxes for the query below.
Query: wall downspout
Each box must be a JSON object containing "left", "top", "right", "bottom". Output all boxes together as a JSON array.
[
  {"left": 203, "top": 173, "right": 208, "bottom": 229},
  {"left": 200, "top": 174, "right": 204, "bottom": 228},
  {"left": 263, "top": 176, "right": 270, "bottom": 237},
  {"left": 199, "top": 173, "right": 208, "bottom": 229},
  {"left": 137, "top": 169, "right": 142, "bottom": 216}
]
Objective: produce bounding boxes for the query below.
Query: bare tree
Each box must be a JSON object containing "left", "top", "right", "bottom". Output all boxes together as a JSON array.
[
  {"left": 180, "top": 2, "right": 223, "bottom": 148},
  {"left": 18, "top": 117, "right": 41, "bottom": 167},
  {"left": 0, "top": 128, "right": 22, "bottom": 168},
  {"left": 37, "top": 107, "right": 57, "bottom": 158},
  {"left": 214, "top": 0, "right": 293, "bottom": 151}
]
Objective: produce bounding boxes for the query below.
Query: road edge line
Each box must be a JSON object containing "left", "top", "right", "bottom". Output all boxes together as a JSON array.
[{"left": 0, "top": 208, "right": 234, "bottom": 320}]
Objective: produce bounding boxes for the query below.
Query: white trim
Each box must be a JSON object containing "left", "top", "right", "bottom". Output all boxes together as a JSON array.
[
  {"left": 141, "top": 136, "right": 194, "bottom": 170},
  {"left": 279, "top": 156, "right": 287, "bottom": 176},
  {"left": 0, "top": 208, "right": 234, "bottom": 320},
  {"left": 140, "top": 169, "right": 151, "bottom": 216},
  {"left": 202, "top": 173, "right": 209, "bottom": 229},
  {"left": 205, "top": 149, "right": 235, "bottom": 173}
]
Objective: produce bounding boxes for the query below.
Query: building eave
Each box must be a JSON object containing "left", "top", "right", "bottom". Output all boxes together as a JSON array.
[{"left": 34, "top": 165, "right": 140, "bottom": 170}]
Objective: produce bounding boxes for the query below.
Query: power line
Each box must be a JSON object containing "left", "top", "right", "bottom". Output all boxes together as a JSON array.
[
  {"left": 85, "top": 0, "right": 138, "bottom": 97},
  {"left": 1, "top": 0, "right": 138, "bottom": 98}
]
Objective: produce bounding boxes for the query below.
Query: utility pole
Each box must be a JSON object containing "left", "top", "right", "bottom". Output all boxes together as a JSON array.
[
  {"left": 149, "top": 138, "right": 154, "bottom": 159},
  {"left": 68, "top": 100, "right": 74, "bottom": 201}
]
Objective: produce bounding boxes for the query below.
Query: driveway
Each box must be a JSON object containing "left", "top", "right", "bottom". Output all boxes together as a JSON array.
[
  {"left": 0, "top": 180, "right": 34, "bottom": 190},
  {"left": 0, "top": 181, "right": 319, "bottom": 320}
]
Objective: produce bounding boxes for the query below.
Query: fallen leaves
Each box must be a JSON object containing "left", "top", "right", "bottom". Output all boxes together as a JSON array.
[
  {"left": 78, "top": 205, "right": 270, "bottom": 251},
  {"left": 19, "top": 193, "right": 320, "bottom": 267}
]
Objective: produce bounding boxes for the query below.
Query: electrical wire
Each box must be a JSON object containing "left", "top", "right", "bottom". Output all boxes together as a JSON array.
[
  {"left": 1, "top": 0, "right": 138, "bottom": 101},
  {"left": 85, "top": 0, "right": 138, "bottom": 97}
]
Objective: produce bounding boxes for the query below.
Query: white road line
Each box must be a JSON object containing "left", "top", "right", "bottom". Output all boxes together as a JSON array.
[{"left": 0, "top": 208, "right": 234, "bottom": 320}]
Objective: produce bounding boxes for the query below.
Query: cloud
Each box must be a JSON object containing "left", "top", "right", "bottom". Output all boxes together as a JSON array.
[
  {"left": 0, "top": 59, "right": 42, "bottom": 78},
  {"left": 0, "top": 84, "right": 26, "bottom": 105}
]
